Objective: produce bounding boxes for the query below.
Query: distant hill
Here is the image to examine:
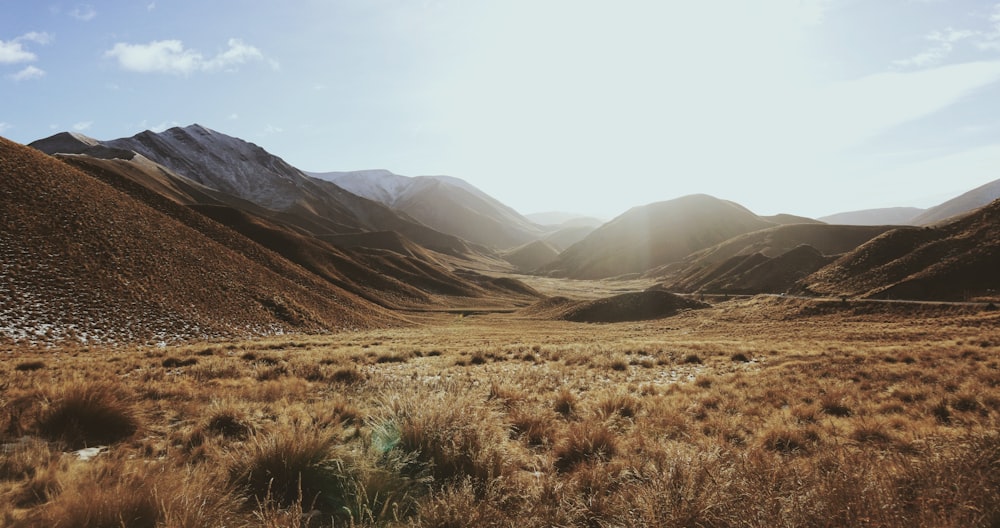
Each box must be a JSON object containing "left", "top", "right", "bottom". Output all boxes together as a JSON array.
[
  {"left": 542, "top": 225, "right": 598, "bottom": 252},
  {"left": 818, "top": 207, "right": 924, "bottom": 225},
  {"left": 526, "top": 212, "right": 605, "bottom": 227},
  {"left": 798, "top": 199, "right": 1000, "bottom": 300},
  {"left": 0, "top": 135, "right": 399, "bottom": 346},
  {"left": 761, "top": 214, "right": 823, "bottom": 225},
  {"left": 314, "top": 169, "right": 543, "bottom": 250},
  {"left": 540, "top": 194, "right": 775, "bottom": 279},
  {"left": 502, "top": 240, "right": 560, "bottom": 272},
  {"left": 910, "top": 177, "right": 1000, "bottom": 225}
]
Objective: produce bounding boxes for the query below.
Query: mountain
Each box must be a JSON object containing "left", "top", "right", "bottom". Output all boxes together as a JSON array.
[
  {"left": 818, "top": 207, "right": 924, "bottom": 225},
  {"left": 313, "top": 170, "right": 544, "bottom": 250},
  {"left": 30, "top": 125, "right": 476, "bottom": 259},
  {"left": 0, "top": 135, "right": 399, "bottom": 346},
  {"left": 47, "top": 145, "right": 540, "bottom": 311},
  {"left": 910, "top": 177, "right": 1000, "bottom": 225},
  {"left": 798, "top": 198, "right": 1000, "bottom": 300},
  {"left": 540, "top": 194, "right": 776, "bottom": 279}
]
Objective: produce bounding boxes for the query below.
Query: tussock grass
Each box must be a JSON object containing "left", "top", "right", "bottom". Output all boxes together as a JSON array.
[
  {"left": 2, "top": 302, "right": 999, "bottom": 526},
  {"left": 35, "top": 381, "right": 140, "bottom": 449}
]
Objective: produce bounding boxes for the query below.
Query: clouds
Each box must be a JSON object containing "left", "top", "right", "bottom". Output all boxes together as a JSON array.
[
  {"left": 0, "top": 32, "right": 52, "bottom": 64},
  {"left": 9, "top": 65, "right": 45, "bottom": 81},
  {"left": 69, "top": 4, "right": 97, "bottom": 22},
  {"left": 104, "top": 38, "right": 272, "bottom": 75},
  {"left": 1, "top": 32, "right": 52, "bottom": 81},
  {"left": 894, "top": 3, "right": 1000, "bottom": 68}
]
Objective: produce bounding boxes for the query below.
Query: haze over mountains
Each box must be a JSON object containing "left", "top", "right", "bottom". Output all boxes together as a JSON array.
[{"left": 4, "top": 123, "right": 999, "bottom": 345}]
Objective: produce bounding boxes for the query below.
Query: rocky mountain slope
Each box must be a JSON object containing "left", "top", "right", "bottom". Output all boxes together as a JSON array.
[
  {"left": 0, "top": 136, "right": 400, "bottom": 346},
  {"left": 31, "top": 126, "right": 476, "bottom": 259}
]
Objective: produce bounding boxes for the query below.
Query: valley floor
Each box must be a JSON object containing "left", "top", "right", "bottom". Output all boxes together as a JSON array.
[{"left": 2, "top": 295, "right": 1000, "bottom": 527}]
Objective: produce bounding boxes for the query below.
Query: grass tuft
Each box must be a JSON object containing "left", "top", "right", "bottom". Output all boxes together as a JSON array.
[{"left": 35, "top": 381, "right": 140, "bottom": 449}]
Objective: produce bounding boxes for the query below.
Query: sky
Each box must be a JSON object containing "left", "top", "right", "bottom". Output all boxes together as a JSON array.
[{"left": 4, "top": 1, "right": 1000, "bottom": 219}]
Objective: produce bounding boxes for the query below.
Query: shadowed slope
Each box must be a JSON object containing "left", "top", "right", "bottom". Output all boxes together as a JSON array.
[
  {"left": 799, "top": 199, "right": 1000, "bottom": 300},
  {"left": 0, "top": 136, "right": 398, "bottom": 346}
]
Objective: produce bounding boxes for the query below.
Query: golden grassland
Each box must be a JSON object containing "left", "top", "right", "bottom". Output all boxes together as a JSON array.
[{"left": 2, "top": 296, "right": 1000, "bottom": 527}]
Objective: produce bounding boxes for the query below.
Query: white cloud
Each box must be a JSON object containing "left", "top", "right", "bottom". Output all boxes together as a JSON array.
[
  {"left": 104, "top": 38, "right": 270, "bottom": 75},
  {"left": 0, "top": 122, "right": 11, "bottom": 134},
  {"left": 228, "top": 113, "right": 239, "bottom": 120},
  {"left": 264, "top": 124, "right": 284, "bottom": 134},
  {"left": 147, "top": 2, "right": 156, "bottom": 11},
  {"left": 895, "top": 28, "right": 980, "bottom": 68},
  {"left": 203, "top": 39, "right": 263, "bottom": 71},
  {"left": 17, "top": 32, "right": 53, "bottom": 45},
  {"left": 9, "top": 65, "right": 45, "bottom": 81},
  {"left": 72, "top": 121, "right": 93, "bottom": 131},
  {"left": 69, "top": 4, "right": 97, "bottom": 21},
  {"left": 0, "top": 32, "right": 52, "bottom": 64}
]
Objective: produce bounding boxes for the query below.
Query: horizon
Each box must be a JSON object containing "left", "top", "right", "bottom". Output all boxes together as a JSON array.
[{"left": 5, "top": 1, "right": 1000, "bottom": 219}]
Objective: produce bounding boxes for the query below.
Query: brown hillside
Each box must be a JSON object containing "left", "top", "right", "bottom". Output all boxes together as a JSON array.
[
  {"left": 541, "top": 194, "right": 775, "bottom": 279},
  {"left": 799, "top": 199, "right": 1000, "bottom": 300},
  {"left": 0, "top": 136, "right": 400, "bottom": 346},
  {"left": 503, "top": 240, "right": 560, "bottom": 272},
  {"left": 522, "top": 291, "right": 708, "bottom": 323},
  {"left": 696, "top": 245, "right": 835, "bottom": 294},
  {"left": 673, "top": 224, "right": 896, "bottom": 269}
]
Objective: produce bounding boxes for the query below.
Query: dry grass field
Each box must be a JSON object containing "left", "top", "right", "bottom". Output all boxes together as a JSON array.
[{"left": 2, "top": 295, "right": 1000, "bottom": 527}]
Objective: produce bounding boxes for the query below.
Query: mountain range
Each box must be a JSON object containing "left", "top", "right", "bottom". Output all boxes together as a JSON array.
[{"left": 4, "top": 123, "right": 998, "bottom": 345}]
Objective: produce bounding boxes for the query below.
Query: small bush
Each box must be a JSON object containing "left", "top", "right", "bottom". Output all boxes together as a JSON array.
[
  {"left": 330, "top": 367, "right": 365, "bottom": 385},
  {"left": 229, "top": 429, "right": 347, "bottom": 512},
  {"left": 36, "top": 381, "right": 140, "bottom": 449},
  {"left": 161, "top": 357, "right": 198, "bottom": 368},
  {"left": 554, "top": 388, "right": 577, "bottom": 418},
  {"left": 683, "top": 354, "right": 703, "bottom": 365},
  {"left": 595, "top": 392, "right": 640, "bottom": 419},
  {"left": 14, "top": 360, "right": 45, "bottom": 372},
  {"left": 553, "top": 423, "right": 618, "bottom": 472},
  {"left": 204, "top": 408, "right": 253, "bottom": 439},
  {"left": 731, "top": 353, "right": 751, "bottom": 363}
]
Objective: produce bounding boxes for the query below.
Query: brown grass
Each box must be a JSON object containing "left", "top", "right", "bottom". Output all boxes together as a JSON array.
[{"left": 2, "top": 297, "right": 999, "bottom": 526}]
